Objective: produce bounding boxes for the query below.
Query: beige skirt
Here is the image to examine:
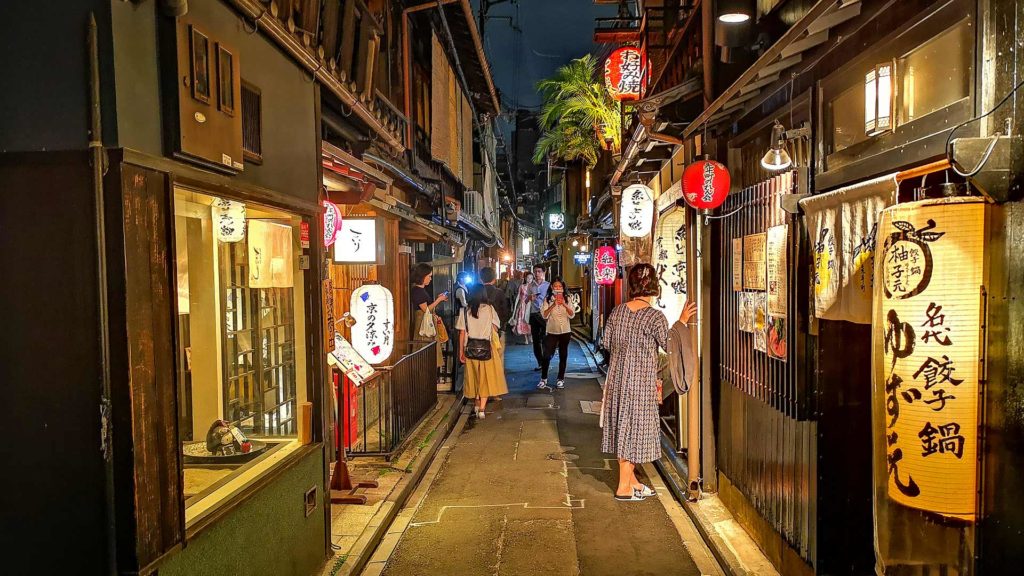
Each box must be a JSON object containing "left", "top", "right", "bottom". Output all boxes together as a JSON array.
[{"left": 463, "top": 331, "right": 508, "bottom": 399}]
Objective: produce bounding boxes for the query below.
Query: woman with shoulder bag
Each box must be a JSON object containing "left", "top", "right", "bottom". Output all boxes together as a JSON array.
[
  {"left": 411, "top": 263, "right": 448, "bottom": 370},
  {"left": 457, "top": 284, "right": 508, "bottom": 418}
]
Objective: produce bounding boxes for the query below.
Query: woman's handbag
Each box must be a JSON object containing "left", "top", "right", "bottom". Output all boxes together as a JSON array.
[
  {"left": 434, "top": 316, "right": 449, "bottom": 343},
  {"left": 463, "top": 309, "right": 492, "bottom": 361}
]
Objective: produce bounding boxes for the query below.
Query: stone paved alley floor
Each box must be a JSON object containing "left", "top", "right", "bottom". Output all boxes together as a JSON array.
[{"left": 368, "top": 338, "right": 723, "bottom": 576}]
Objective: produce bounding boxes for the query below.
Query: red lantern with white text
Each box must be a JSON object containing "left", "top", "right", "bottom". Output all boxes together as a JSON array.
[
  {"left": 604, "top": 47, "right": 646, "bottom": 102},
  {"left": 682, "top": 159, "right": 731, "bottom": 211},
  {"left": 595, "top": 246, "right": 618, "bottom": 285},
  {"left": 323, "top": 200, "right": 342, "bottom": 248}
]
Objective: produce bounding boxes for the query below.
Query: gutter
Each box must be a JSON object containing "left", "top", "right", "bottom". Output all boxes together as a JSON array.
[{"left": 226, "top": 0, "right": 404, "bottom": 152}]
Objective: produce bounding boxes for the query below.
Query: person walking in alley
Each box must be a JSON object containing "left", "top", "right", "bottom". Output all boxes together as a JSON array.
[
  {"left": 511, "top": 271, "right": 534, "bottom": 345},
  {"left": 457, "top": 284, "right": 508, "bottom": 418},
  {"left": 600, "top": 263, "right": 696, "bottom": 501},
  {"left": 537, "top": 278, "right": 575, "bottom": 390},
  {"left": 527, "top": 266, "right": 550, "bottom": 369},
  {"left": 480, "top": 266, "right": 511, "bottom": 347},
  {"left": 411, "top": 263, "right": 448, "bottom": 371}
]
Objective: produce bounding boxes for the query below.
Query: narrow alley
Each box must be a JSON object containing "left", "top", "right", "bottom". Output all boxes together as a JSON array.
[{"left": 372, "top": 343, "right": 720, "bottom": 576}]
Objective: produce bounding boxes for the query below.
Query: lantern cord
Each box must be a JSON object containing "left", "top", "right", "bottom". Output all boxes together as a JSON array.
[
  {"left": 702, "top": 199, "right": 759, "bottom": 224},
  {"left": 945, "top": 76, "right": 1024, "bottom": 177}
]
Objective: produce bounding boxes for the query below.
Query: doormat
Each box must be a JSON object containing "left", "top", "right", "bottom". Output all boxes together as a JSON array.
[{"left": 579, "top": 401, "right": 602, "bottom": 415}]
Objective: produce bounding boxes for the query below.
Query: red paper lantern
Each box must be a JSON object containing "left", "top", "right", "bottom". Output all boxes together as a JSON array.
[
  {"left": 604, "top": 47, "right": 646, "bottom": 102},
  {"left": 595, "top": 246, "right": 618, "bottom": 285},
  {"left": 682, "top": 159, "right": 731, "bottom": 211},
  {"left": 322, "top": 200, "right": 342, "bottom": 248}
]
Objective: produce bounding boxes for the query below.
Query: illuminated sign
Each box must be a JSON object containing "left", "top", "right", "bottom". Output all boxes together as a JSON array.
[
  {"left": 573, "top": 252, "right": 591, "bottom": 265},
  {"left": 873, "top": 199, "right": 986, "bottom": 521},
  {"left": 334, "top": 218, "right": 379, "bottom": 264},
  {"left": 548, "top": 213, "right": 566, "bottom": 231},
  {"left": 350, "top": 284, "right": 394, "bottom": 365},
  {"left": 322, "top": 200, "right": 342, "bottom": 248},
  {"left": 651, "top": 209, "right": 687, "bottom": 323},
  {"left": 595, "top": 246, "right": 617, "bottom": 285},
  {"left": 620, "top": 184, "right": 654, "bottom": 238},
  {"left": 604, "top": 46, "right": 645, "bottom": 102},
  {"left": 213, "top": 197, "right": 246, "bottom": 243}
]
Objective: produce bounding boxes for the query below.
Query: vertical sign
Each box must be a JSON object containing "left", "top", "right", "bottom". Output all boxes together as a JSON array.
[
  {"left": 651, "top": 209, "right": 688, "bottom": 324},
  {"left": 350, "top": 284, "right": 395, "bottom": 365},
  {"left": 743, "top": 233, "right": 767, "bottom": 291},
  {"left": 595, "top": 246, "right": 617, "bottom": 285},
  {"left": 766, "top": 225, "right": 788, "bottom": 317},
  {"left": 874, "top": 199, "right": 985, "bottom": 520},
  {"left": 732, "top": 238, "right": 743, "bottom": 291},
  {"left": 620, "top": 184, "right": 654, "bottom": 238}
]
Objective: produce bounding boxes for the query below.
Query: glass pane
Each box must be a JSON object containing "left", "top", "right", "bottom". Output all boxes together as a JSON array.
[
  {"left": 900, "top": 20, "right": 971, "bottom": 123},
  {"left": 830, "top": 83, "right": 869, "bottom": 153},
  {"left": 173, "top": 189, "right": 308, "bottom": 515}
]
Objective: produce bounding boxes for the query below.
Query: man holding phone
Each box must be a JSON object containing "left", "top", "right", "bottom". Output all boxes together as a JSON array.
[{"left": 527, "top": 266, "right": 549, "bottom": 370}]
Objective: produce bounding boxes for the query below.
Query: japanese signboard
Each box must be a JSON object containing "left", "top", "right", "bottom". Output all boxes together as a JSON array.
[
  {"left": 213, "top": 197, "right": 246, "bottom": 243},
  {"left": 350, "top": 284, "right": 394, "bottom": 365},
  {"left": 742, "top": 233, "right": 767, "bottom": 291},
  {"left": 604, "top": 46, "right": 645, "bottom": 101},
  {"left": 248, "top": 219, "right": 294, "bottom": 289},
  {"left": 334, "top": 217, "right": 379, "bottom": 264},
  {"left": 595, "top": 246, "right": 617, "bottom": 286},
  {"left": 766, "top": 225, "right": 788, "bottom": 317},
  {"left": 873, "top": 198, "right": 985, "bottom": 520},
  {"left": 548, "top": 212, "right": 566, "bottom": 231},
  {"left": 651, "top": 209, "right": 688, "bottom": 324},
  {"left": 327, "top": 332, "right": 376, "bottom": 386},
  {"left": 322, "top": 200, "right": 342, "bottom": 248},
  {"left": 620, "top": 184, "right": 654, "bottom": 238},
  {"left": 732, "top": 238, "right": 743, "bottom": 291}
]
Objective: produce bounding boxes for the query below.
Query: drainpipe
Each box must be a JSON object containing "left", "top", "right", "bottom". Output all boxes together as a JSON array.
[
  {"left": 701, "top": 0, "right": 714, "bottom": 108},
  {"left": 88, "top": 12, "right": 115, "bottom": 572}
]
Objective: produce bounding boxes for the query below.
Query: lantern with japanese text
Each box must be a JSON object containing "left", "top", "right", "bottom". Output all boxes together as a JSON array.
[
  {"left": 620, "top": 184, "right": 654, "bottom": 237},
  {"left": 652, "top": 209, "right": 688, "bottom": 323},
  {"left": 322, "top": 200, "right": 342, "bottom": 248},
  {"left": 350, "top": 284, "right": 394, "bottom": 365},
  {"left": 604, "top": 47, "right": 645, "bottom": 102},
  {"left": 595, "top": 246, "right": 618, "bottom": 285},
  {"left": 213, "top": 198, "right": 246, "bottom": 243},
  {"left": 682, "top": 159, "right": 731, "bottom": 211}
]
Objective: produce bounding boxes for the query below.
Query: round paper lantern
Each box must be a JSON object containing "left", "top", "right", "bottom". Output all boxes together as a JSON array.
[
  {"left": 595, "top": 246, "right": 618, "bottom": 285},
  {"left": 620, "top": 184, "right": 654, "bottom": 238},
  {"left": 604, "top": 47, "right": 645, "bottom": 102},
  {"left": 350, "top": 284, "right": 394, "bottom": 365},
  {"left": 322, "top": 200, "right": 342, "bottom": 248},
  {"left": 682, "top": 159, "right": 731, "bottom": 211},
  {"left": 213, "top": 198, "right": 246, "bottom": 243}
]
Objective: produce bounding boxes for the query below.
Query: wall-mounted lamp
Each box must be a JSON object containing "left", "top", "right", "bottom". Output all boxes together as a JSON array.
[
  {"left": 585, "top": 169, "right": 591, "bottom": 189},
  {"left": 572, "top": 238, "right": 579, "bottom": 247},
  {"left": 761, "top": 121, "right": 793, "bottom": 171},
  {"left": 865, "top": 62, "right": 894, "bottom": 136},
  {"left": 718, "top": 0, "right": 753, "bottom": 23}
]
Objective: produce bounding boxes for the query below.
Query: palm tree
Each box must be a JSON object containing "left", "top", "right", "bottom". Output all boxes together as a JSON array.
[{"left": 532, "top": 54, "right": 621, "bottom": 168}]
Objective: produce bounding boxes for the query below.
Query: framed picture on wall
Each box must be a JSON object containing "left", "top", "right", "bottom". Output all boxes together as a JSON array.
[
  {"left": 189, "top": 25, "right": 211, "bottom": 104},
  {"left": 216, "top": 44, "right": 235, "bottom": 115}
]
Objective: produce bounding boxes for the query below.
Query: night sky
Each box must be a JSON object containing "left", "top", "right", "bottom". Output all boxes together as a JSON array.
[{"left": 471, "top": 0, "right": 620, "bottom": 112}]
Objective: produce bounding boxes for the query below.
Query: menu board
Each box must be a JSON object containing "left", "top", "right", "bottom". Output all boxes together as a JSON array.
[
  {"left": 766, "top": 225, "right": 788, "bottom": 317},
  {"left": 732, "top": 238, "right": 743, "bottom": 291},
  {"left": 743, "top": 233, "right": 767, "bottom": 291}
]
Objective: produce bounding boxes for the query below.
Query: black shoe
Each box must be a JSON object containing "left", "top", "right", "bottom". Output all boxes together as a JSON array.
[{"left": 533, "top": 366, "right": 541, "bottom": 371}]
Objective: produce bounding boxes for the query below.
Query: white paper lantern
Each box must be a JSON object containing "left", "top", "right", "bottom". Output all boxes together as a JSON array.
[
  {"left": 651, "top": 208, "right": 687, "bottom": 323},
  {"left": 620, "top": 184, "right": 654, "bottom": 238},
  {"left": 213, "top": 198, "right": 246, "bottom": 243},
  {"left": 350, "top": 284, "right": 394, "bottom": 364}
]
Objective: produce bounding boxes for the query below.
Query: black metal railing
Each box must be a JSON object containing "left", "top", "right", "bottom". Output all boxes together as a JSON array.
[{"left": 345, "top": 341, "right": 438, "bottom": 460}]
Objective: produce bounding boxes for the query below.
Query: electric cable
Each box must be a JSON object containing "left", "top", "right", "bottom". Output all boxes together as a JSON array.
[{"left": 945, "top": 76, "right": 1024, "bottom": 177}]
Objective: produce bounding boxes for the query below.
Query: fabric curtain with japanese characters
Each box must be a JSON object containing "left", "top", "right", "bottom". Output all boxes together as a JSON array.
[{"left": 800, "top": 174, "right": 896, "bottom": 324}]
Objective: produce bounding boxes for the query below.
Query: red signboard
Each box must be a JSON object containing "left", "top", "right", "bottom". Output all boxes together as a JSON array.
[
  {"left": 322, "top": 200, "right": 342, "bottom": 248},
  {"left": 682, "top": 159, "right": 731, "bottom": 211},
  {"left": 595, "top": 246, "right": 618, "bottom": 285},
  {"left": 604, "top": 47, "right": 646, "bottom": 102}
]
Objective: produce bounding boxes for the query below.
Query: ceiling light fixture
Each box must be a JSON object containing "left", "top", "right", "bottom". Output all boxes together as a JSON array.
[{"left": 718, "top": 0, "right": 753, "bottom": 23}]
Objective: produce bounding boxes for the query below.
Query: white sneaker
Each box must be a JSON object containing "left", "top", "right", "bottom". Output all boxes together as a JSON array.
[
  {"left": 556, "top": 380, "right": 565, "bottom": 389},
  {"left": 537, "top": 379, "right": 549, "bottom": 390},
  {"left": 478, "top": 410, "right": 486, "bottom": 419}
]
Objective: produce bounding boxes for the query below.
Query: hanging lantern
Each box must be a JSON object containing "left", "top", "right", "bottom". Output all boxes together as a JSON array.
[
  {"left": 213, "top": 198, "right": 246, "bottom": 243},
  {"left": 604, "top": 46, "right": 646, "bottom": 102},
  {"left": 350, "top": 284, "right": 394, "bottom": 365},
  {"left": 620, "top": 184, "right": 654, "bottom": 237},
  {"left": 651, "top": 209, "right": 688, "bottom": 323},
  {"left": 595, "top": 246, "right": 618, "bottom": 285},
  {"left": 322, "top": 200, "right": 342, "bottom": 248},
  {"left": 682, "top": 159, "right": 731, "bottom": 211}
]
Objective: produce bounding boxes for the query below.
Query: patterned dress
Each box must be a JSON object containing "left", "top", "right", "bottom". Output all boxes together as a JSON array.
[{"left": 600, "top": 304, "right": 669, "bottom": 463}]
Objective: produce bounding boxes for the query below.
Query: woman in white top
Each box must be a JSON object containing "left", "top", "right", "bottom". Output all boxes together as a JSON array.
[
  {"left": 538, "top": 278, "right": 575, "bottom": 390},
  {"left": 457, "top": 284, "right": 509, "bottom": 418}
]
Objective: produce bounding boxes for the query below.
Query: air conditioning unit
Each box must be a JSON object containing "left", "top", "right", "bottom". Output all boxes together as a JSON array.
[{"left": 463, "top": 190, "right": 484, "bottom": 218}]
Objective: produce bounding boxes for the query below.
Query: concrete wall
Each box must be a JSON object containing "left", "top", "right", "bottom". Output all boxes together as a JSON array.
[{"left": 157, "top": 448, "right": 328, "bottom": 576}]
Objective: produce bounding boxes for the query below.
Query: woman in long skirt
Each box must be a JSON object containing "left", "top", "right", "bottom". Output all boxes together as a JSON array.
[
  {"left": 457, "top": 284, "right": 508, "bottom": 418},
  {"left": 601, "top": 263, "right": 696, "bottom": 501}
]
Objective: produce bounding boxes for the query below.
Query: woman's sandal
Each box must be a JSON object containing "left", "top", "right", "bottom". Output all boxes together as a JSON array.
[
  {"left": 634, "top": 484, "right": 656, "bottom": 497},
  {"left": 613, "top": 489, "right": 646, "bottom": 502}
]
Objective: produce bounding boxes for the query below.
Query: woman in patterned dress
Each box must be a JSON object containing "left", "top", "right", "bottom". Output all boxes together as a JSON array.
[{"left": 601, "top": 263, "right": 697, "bottom": 501}]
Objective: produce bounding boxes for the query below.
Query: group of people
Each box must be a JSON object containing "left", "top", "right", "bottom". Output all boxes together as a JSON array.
[{"left": 412, "top": 261, "right": 699, "bottom": 504}]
